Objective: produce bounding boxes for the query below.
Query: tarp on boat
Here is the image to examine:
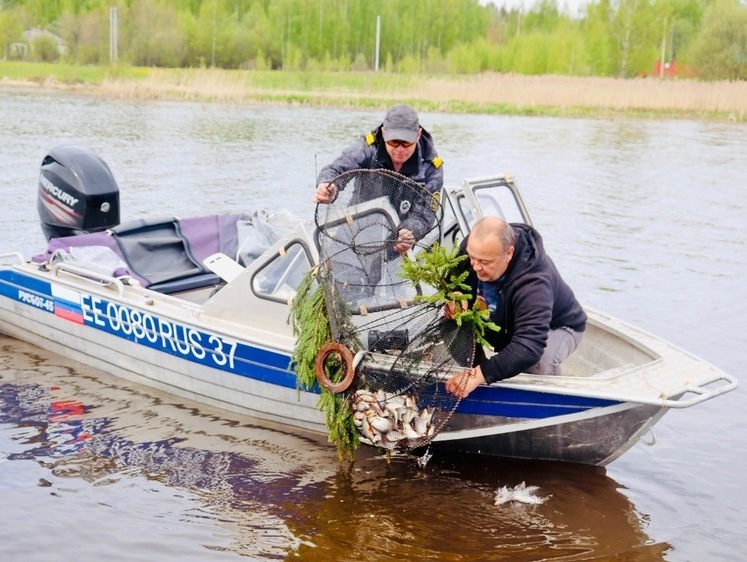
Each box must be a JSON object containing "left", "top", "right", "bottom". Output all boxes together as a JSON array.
[{"left": 32, "top": 210, "right": 301, "bottom": 293}]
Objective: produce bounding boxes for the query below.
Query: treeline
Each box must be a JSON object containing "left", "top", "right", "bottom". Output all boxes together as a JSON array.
[{"left": 0, "top": 0, "right": 745, "bottom": 79}]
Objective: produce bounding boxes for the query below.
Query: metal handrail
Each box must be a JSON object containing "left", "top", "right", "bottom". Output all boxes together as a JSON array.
[
  {"left": 496, "top": 371, "right": 739, "bottom": 409},
  {"left": 658, "top": 373, "right": 739, "bottom": 408},
  {"left": 51, "top": 262, "right": 128, "bottom": 296}
]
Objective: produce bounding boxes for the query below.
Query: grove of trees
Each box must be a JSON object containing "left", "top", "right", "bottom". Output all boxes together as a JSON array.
[{"left": 0, "top": 0, "right": 745, "bottom": 79}]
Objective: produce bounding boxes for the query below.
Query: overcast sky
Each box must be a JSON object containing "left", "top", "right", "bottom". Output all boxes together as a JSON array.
[{"left": 482, "top": 0, "right": 589, "bottom": 16}]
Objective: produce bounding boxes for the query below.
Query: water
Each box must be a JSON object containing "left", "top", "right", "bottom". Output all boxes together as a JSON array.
[{"left": 1, "top": 87, "right": 745, "bottom": 561}]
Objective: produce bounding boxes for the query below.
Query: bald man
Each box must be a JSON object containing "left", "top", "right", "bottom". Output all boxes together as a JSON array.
[{"left": 445, "top": 217, "right": 587, "bottom": 398}]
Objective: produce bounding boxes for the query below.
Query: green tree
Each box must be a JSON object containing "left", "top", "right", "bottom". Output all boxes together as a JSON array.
[
  {"left": 688, "top": 0, "right": 747, "bottom": 79},
  {"left": 240, "top": 2, "right": 276, "bottom": 69},
  {"left": 0, "top": 0, "right": 735, "bottom": 80},
  {"left": 662, "top": 0, "right": 706, "bottom": 65},
  {"left": 56, "top": 5, "right": 110, "bottom": 65},
  {"left": 0, "top": 9, "right": 23, "bottom": 60},
  {"left": 582, "top": 0, "right": 616, "bottom": 76},
  {"left": 30, "top": 30, "right": 59, "bottom": 61},
  {"left": 125, "top": 0, "right": 189, "bottom": 67}
]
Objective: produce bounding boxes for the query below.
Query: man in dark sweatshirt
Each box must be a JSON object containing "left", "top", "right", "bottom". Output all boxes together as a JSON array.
[{"left": 445, "top": 216, "right": 587, "bottom": 398}]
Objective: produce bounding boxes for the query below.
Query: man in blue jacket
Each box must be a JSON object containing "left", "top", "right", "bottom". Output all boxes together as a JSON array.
[
  {"left": 445, "top": 216, "right": 587, "bottom": 398},
  {"left": 314, "top": 104, "right": 443, "bottom": 253}
]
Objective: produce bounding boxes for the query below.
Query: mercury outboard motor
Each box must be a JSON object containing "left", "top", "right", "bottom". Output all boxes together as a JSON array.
[{"left": 37, "top": 144, "right": 120, "bottom": 240}]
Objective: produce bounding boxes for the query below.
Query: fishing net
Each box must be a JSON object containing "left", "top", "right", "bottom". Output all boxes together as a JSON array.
[{"left": 314, "top": 169, "right": 476, "bottom": 451}]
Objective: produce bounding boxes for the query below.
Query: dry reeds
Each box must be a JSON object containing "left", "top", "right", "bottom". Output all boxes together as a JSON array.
[
  {"left": 417, "top": 73, "right": 747, "bottom": 116},
  {"left": 4, "top": 66, "right": 746, "bottom": 120}
]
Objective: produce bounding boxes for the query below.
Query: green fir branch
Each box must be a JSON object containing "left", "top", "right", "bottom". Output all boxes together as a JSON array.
[
  {"left": 288, "top": 268, "right": 359, "bottom": 461},
  {"left": 400, "top": 243, "right": 501, "bottom": 350}
]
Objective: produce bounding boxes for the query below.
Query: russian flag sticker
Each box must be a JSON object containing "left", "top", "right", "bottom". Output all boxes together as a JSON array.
[{"left": 52, "top": 284, "right": 85, "bottom": 324}]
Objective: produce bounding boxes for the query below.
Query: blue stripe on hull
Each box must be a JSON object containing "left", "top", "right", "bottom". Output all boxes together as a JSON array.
[
  {"left": 458, "top": 386, "right": 618, "bottom": 418},
  {"left": 1, "top": 269, "right": 297, "bottom": 388},
  {"left": 1, "top": 269, "right": 620, "bottom": 421}
]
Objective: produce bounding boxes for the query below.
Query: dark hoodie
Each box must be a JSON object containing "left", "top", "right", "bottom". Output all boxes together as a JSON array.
[{"left": 459, "top": 223, "right": 587, "bottom": 383}]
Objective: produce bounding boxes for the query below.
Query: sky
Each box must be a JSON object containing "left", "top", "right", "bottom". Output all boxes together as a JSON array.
[{"left": 482, "top": 0, "right": 589, "bottom": 16}]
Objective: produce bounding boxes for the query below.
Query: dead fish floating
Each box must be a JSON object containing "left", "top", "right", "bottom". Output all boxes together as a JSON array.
[
  {"left": 494, "top": 482, "right": 549, "bottom": 506},
  {"left": 351, "top": 388, "right": 435, "bottom": 450}
]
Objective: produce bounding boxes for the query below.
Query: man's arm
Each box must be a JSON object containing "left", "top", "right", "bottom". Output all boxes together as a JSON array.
[{"left": 479, "top": 280, "right": 553, "bottom": 383}]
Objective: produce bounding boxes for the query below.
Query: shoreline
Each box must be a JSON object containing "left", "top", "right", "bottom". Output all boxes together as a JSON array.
[{"left": 2, "top": 68, "right": 746, "bottom": 122}]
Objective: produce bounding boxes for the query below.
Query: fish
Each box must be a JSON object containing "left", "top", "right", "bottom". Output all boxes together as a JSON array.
[
  {"left": 403, "top": 425, "right": 421, "bottom": 440},
  {"left": 369, "top": 416, "right": 393, "bottom": 433},
  {"left": 494, "top": 482, "right": 549, "bottom": 506},
  {"left": 416, "top": 448, "right": 433, "bottom": 468},
  {"left": 350, "top": 388, "right": 434, "bottom": 449}
]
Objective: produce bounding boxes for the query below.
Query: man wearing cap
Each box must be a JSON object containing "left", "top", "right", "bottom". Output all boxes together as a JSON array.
[{"left": 314, "top": 104, "right": 443, "bottom": 253}]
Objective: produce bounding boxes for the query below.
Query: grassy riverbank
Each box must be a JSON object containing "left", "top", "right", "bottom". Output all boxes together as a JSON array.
[{"left": 2, "top": 62, "right": 745, "bottom": 122}]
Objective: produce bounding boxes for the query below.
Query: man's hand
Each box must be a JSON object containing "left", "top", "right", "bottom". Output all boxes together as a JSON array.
[
  {"left": 392, "top": 228, "right": 415, "bottom": 253},
  {"left": 444, "top": 295, "right": 469, "bottom": 319},
  {"left": 445, "top": 365, "right": 486, "bottom": 398},
  {"left": 314, "top": 182, "right": 338, "bottom": 204},
  {"left": 444, "top": 294, "right": 486, "bottom": 319}
]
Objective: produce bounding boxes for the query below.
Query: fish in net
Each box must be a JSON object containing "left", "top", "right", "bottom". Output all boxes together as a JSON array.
[{"left": 313, "top": 169, "right": 476, "bottom": 451}]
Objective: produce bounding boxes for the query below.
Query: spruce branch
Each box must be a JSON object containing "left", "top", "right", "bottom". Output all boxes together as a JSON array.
[
  {"left": 400, "top": 243, "right": 501, "bottom": 350},
  {"left": 288, "top": 268, "right": 359, "bottom": 460}
]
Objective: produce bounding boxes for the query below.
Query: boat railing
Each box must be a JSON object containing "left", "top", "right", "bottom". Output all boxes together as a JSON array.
[
  {"left": 51, "top": 262, "right": 134, "bottom": 296},
  {"left": 499, "top": 368, "right": 738, "bottom": 409},
  {"left": 658, "top": 373, "right": 738, "bottom": 408}
]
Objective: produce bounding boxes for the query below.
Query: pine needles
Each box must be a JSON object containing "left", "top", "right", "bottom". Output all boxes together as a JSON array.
[
  {"left": 399, "top": 243, "right": 500, "bottom": 349},
  {"left": 289, "top": 267, "right": 359, "bottom": 461}
]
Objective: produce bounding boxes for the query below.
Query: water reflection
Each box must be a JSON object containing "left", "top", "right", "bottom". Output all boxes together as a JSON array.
[
  {"left": 281, "top": 454, "right": 671, "bottom": 561},
  {"left": 0, "top": 336, "right": 669, "bottom": 561},
  {"left": 0, "top": 335, "right": 340, "bottom": 558}
]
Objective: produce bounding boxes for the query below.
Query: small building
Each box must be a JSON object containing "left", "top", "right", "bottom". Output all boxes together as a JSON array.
[{"left": 10, "top": 29, "right": 68, "bottom": 59}]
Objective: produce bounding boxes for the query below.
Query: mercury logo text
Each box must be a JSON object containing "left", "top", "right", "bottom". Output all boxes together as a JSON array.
[{"left": 40, "top": 175, "right": 79, "bottom": 207}]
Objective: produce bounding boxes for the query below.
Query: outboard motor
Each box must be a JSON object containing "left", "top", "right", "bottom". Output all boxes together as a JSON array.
[{"left": 37, "top": 144, "right": 120, "bottom": 240}]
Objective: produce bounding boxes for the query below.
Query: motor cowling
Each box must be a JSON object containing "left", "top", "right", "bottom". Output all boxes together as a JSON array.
[{"left": 38, "top": 144, "right": 120, "bottom": 240}]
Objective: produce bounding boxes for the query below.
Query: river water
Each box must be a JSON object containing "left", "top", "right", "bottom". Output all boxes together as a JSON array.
[{"left": 1, "top": 88, "right": 745, "bottom": 561}]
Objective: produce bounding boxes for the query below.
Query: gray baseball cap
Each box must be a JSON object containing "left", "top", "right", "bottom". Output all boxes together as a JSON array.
[{"left": 382, "top": 104, "right": 420, "bottom": 143}]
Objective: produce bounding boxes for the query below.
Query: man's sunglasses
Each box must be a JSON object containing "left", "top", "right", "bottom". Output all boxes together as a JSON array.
[{"left": 386, "top": 139, "right": 415, "bottom": 148}]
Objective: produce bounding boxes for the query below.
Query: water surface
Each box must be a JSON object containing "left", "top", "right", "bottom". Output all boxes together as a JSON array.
[{"left": 1, "top": 88, "right": 745, "bottom": 561}]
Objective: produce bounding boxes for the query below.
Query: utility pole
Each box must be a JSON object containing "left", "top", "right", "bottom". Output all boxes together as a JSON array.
[
  {"left": 109, "top": 6, "right": 118, "bottom": 65},
  {"left": 375, "top": 15, "right": 381, "bottom": 71}
]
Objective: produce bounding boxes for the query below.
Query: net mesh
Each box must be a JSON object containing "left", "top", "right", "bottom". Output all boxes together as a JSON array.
[{"left": 314, "top": 169, "right": 475, "bottom": 451}]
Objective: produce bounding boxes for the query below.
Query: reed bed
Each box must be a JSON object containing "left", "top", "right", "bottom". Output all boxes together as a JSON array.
[
  {"left": 2, "top": 64, "right": 745, "bottom": 121},
  {"left": 417, "top": 73, "right": 747, "bottom": 115}
]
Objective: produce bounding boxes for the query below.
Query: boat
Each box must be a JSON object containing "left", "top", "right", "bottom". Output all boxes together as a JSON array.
[{"left": 0, "top": 144, "right": 737, "bottom": 466}]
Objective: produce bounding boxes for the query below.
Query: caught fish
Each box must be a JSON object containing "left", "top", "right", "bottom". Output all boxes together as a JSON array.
[
  {"left": 350, "top": 388, "right": 435, "bottom": 449},
  {"left": 385, "top": 429, "right": 405, "bottom": 442},
  {"left": 494, "top": 482, "right": 549, "bottom": 506},
  {"left": 355, "top": 389, "right": 377, "bottom": 402},
  {"left": 413, "top": 413, "right": 428, "bottom": 436},
  {"left": 369, "top": 416, "right": 393, "bottom": 433},
  {"left": 403, "top": 425, "right": 421, "bottom": 440}
]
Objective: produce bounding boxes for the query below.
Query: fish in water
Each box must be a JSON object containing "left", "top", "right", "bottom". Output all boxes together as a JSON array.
[
  {"left": 415, "top": 448, "right": 433, "bottom": 468},
  {"left": 494, "top": 482, "right": 549, "bottom": 506}
]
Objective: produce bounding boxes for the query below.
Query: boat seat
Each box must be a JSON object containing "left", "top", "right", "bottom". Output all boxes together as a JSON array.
[
  {"left": 35, "top": 214, "right": 250, "bottom": 294},
  {"left": 109, "top": 217, "right": 219, "bottom": 294}
]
